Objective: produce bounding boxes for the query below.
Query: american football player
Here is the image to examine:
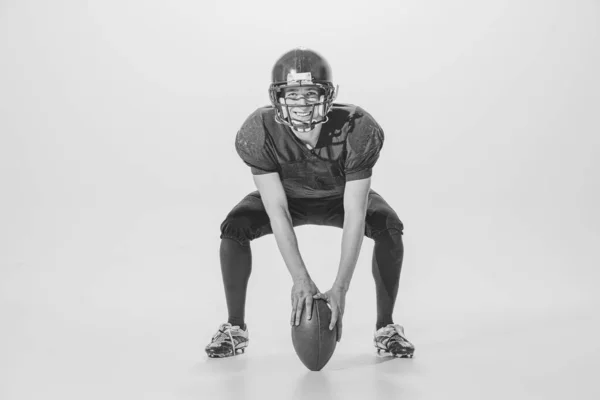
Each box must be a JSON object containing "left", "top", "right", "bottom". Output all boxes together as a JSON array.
[{"left": 205, "top": 47, "right": 415, "bottom": 359}]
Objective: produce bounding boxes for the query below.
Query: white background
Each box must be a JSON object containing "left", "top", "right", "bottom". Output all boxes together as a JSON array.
[{"left": 1, "top": 0, "right": 599, "bottom": 399}]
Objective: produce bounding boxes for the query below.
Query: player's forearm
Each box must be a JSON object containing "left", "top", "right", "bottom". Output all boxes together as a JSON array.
[
  {"left": 268, "top": 208, "right": 311, "bottom": 282},
  {"left": 333, "top": 213, "right": 366, "bottom": 291}
]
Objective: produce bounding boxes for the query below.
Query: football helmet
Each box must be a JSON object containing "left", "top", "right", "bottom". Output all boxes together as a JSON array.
[{"left": 269, "top": 47, "right": 338, "bottom": 132}]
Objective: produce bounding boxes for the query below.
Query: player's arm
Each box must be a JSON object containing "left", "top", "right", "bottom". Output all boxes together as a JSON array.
[
  {"left": 334, "top": 107, "right": 384, "bottom": 291},
  {"left": 252, "top": 172, "right": 311, "bottom": 282},
  {"left": 333, "top": 176, "right": 371, "bottom": 291},
  {"left": 315, "top": 176, "right": 371, "bottom": 341},
  {"left": 253, "top": 172, "right": 320, "bottom": 325}
]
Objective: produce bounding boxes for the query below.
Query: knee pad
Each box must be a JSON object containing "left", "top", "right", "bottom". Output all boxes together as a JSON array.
[
  {"left": 368, "top": 211, "right": 404, "bottom": 239},
  {"left": 220, "top": 215, "right": 259, "bottom": 246},
  {"left": 221, "top": 214, "right": 266, "bottom": 246}
]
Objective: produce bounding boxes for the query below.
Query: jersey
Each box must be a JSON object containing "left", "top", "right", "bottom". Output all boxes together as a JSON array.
[{"left": 235, "top": 103, "right": 384, "bottom": 199}]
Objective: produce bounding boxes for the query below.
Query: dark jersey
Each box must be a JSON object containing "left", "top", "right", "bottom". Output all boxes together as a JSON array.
[{"left": 235, "top": 103, "right": 384, "bottom": 199}]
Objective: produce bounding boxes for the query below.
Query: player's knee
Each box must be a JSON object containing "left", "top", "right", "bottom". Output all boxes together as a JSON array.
[
  {"left": 368, "top": 211, "right": 404, "bottom": 240},
  {"left": 220, "top": 214, "right": 256, "bottom": 246}
]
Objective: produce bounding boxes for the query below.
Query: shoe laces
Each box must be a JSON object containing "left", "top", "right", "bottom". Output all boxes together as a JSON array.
[
  {"left": 377, "top": 324, "right": 406, "bottom": 339},
  {"left": 211, "top": 323, "right": 236, "bottom": 345},
  {"left": 212, "top": 322, "right": 242, "bottom": 345}
]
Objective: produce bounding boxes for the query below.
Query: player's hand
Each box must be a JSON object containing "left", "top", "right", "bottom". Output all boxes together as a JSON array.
[
  {"left": 290, "top": 277, "right": 319, "bottom": 327},
  {"left": 313, "top": 286, "right": 347, "bottom": 342}
]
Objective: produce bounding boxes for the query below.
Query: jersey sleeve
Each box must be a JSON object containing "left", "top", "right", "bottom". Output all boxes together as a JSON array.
[
  {"left": 235, "top": 110, "right": 279, "bottom": 175},
  {"left": 344, "top": 107, "right": 385, "bottom": 181}
]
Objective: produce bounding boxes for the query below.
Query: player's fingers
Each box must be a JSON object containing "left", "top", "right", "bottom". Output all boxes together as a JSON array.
[
  {"left": 329, "top": 306, "right": 338, "bottom": 330},
  {"left": 295, "top": 301, "right": 304, "bottom": 326},
  {"left": 305, "top": 296, "right": 314, "bottom": 320},
  {"left": 336, "top": 317, "right": 343, "bottom": 342},
  {"left": 314, "top": 292, "right": 328, "bottom": 301},
  {"left": 290, "top": 298, "right": 298, "bottom": 326}
]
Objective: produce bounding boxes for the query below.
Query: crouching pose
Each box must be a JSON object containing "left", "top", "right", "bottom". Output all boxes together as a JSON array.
[{"left": 205, "top": 47, "right": 415, "bottom": 359}]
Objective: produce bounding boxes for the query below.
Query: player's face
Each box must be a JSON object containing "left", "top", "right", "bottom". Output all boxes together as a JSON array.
[{"left": 280, "top": 86, "right": 324, "bottom": 122}]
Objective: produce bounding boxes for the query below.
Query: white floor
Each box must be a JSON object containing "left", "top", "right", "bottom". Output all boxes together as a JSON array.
[
  {"left": 1, "top": 206, "right": 599, "bottom": 400},
  {"left": 2, "top": 303, "right": 598, "bottom": 400}
]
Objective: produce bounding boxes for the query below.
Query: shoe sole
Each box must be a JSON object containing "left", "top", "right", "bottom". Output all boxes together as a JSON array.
[
  {"left": 206, "top": 346, "right": 247, "bottom": 358},
  {"left": 376, "top": 350, "right": 414, "bottom": 358},
  {"left": 376, "top": 348, "right": 414, "bottom": 358}
]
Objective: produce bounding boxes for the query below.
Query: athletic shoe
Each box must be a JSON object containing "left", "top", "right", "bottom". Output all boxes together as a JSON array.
[
  {"left": 374, "top": 324, "right": 415, "bottom": 358},
  {"left": 205, "top": 323, "right": 249, "bottom": 358}
]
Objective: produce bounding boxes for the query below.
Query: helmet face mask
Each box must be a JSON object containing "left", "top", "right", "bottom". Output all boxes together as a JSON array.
[
  {"left": 269, "top": 48, "right": 338, "bottom": 133},
  {"left": 271, "top": 84, "right": 336, "bottom": 132}
]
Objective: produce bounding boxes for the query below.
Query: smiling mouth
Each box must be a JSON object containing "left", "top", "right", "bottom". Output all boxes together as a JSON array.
[{"left": 292, "top": 110, "right": 312, "bottom": 118}]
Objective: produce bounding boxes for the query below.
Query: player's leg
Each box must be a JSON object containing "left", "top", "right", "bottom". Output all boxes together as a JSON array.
[
  {"left": 218, "top": 192, "right": 309, "bottom": 329},
  {"left": 206, "top": 191, "right": 268, "bottom": 357},
  {"left": 367, "top": 192, "right": 404, "bottom": 331},
  {"left": 218, "top": 192, "right": 270, "bottom": 331},
  {"left": 366, "top": 190, "right": 414, "bottom": 358},
  {"left": 206, "top": 191, "right": 307, "bottom": 357}
]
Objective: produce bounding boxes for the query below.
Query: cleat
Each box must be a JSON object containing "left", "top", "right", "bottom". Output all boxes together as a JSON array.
[
  {"left": 374, "top": 324, "right": 415, "bottom": 358},
  {"left": 205, "top": 323, "right": 249, "bottom": 358}
]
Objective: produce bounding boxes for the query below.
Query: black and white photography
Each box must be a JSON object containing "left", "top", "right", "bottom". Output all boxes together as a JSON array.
[{"left": 1, "top": 0, "right": 598, "bottom": 399}]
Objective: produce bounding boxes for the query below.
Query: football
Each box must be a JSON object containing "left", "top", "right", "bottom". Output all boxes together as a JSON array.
[{"left": 291, "top": 298, "right": 337, "bottom": 371}]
